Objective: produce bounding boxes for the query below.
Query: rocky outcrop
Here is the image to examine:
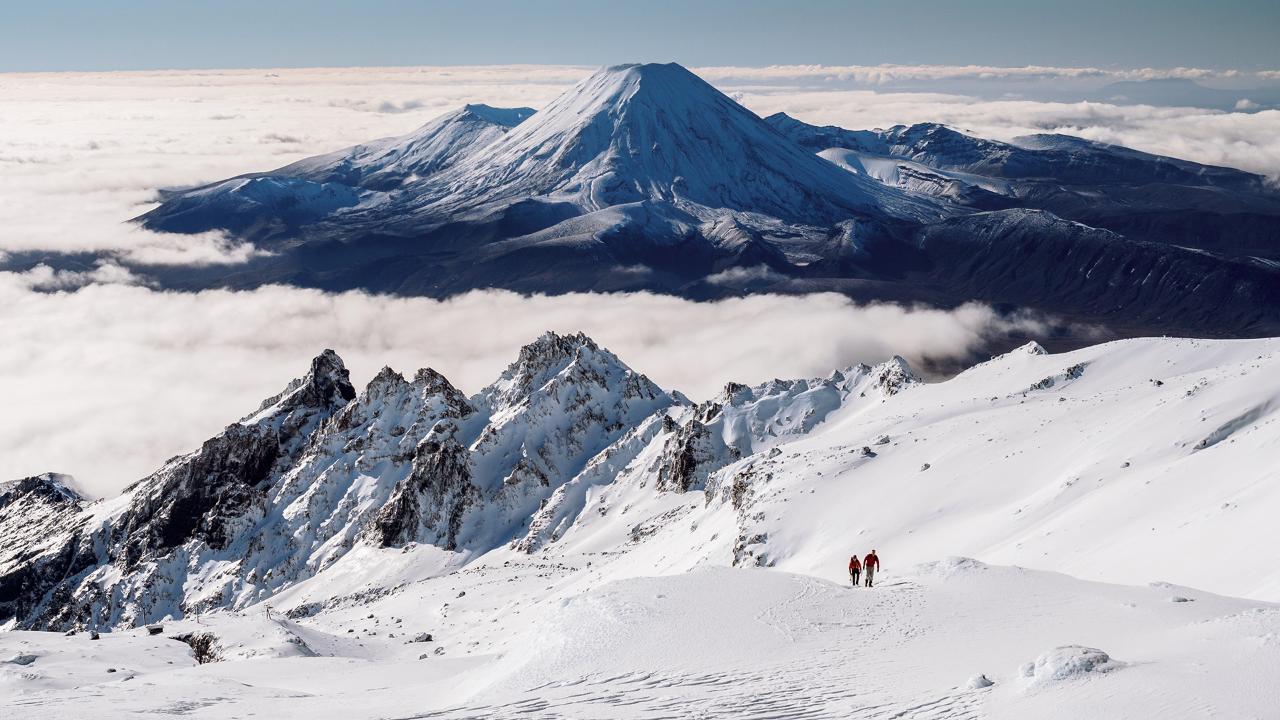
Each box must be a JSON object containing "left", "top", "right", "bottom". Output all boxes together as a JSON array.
[
  {"left": 366, "top": 422, "right": 477, "bottom": 550},
  {"left": 657, "top": 417, "right": 734, "bottom": 493},
  {"left": 0, "top": 474, "right": 91, "bottom": 624}
]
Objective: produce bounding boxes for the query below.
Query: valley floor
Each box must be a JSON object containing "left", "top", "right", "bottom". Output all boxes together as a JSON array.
[{"left": 4, "top": 556, "right": 1277, "bottom": 719}]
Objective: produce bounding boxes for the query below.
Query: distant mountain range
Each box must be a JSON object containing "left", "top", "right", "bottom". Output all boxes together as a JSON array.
[{"left": 123, "top": 63, "right": 1280, "bottom": 337}]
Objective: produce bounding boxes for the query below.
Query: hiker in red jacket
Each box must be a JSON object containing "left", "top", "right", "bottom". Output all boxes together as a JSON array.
[
  {"left": 848, "top": 555, "right": 861, "bottom": 586},
  {"left": 863, "top": 550, "right": 880, "bottom": 587}
]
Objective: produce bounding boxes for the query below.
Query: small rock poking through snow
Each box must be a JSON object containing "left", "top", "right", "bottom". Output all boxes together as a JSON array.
[
  {"left": 967, "top": 673, "right": 994, "bottom": 689},
  {"left": 1019, "top": 646, "right": 1118, "bottom": 685}
]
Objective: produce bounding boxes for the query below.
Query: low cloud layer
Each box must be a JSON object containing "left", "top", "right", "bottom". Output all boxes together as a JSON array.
[
  {"left": 698, "top": 63, "right": 1275, "bottom": 85},
  {"left": 0, "top": 274, "right": 1048, "bottom": 498}
]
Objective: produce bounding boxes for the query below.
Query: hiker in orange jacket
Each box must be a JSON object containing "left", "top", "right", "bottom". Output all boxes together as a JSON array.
[
  {"left": 848, "top": 555, "right": 861, "bottom": 586},
  {"left": 863, "top": 550, "right": 880, "bottom": 587}
]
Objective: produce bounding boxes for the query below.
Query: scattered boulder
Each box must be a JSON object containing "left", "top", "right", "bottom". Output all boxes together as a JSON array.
[
  {"left": 173, "top": 632, "right": 221, "bottom": 664},
  {"left": 408, "top": 632, "right": 434, "bottom": 643},
  {"left": 1019, "top": 646, "right": 1118, "bottom": 684},
  {"left": 920, "top": 463, "right": 931, "bottom": 472},
  {"left": 5, "top": 654, "right": 37, "bottom": 666}
]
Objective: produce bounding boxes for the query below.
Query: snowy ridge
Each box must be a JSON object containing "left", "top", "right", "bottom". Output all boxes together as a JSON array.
[
  {"left": 3, "top": 334, "right": 1280, "bottom": 718},
  {"left": 274, "top": 103, "right": 534, "bottom": 191},
  {"left": 768, "top": 113, "right": 1280, "bottom": 263},
  {"left": 0, "top": 333, "right": 684, "bottom": 628},
  {"left": 6, "top": 332, "right": 1280, "bottom": 635},
  {"left": 0, "top": 332, "right": 922, "bottom": 630}
]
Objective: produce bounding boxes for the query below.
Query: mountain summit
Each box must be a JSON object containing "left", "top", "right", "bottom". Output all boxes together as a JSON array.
[{"left": 415, "top": 63, "right": 927, "bottom": 223}]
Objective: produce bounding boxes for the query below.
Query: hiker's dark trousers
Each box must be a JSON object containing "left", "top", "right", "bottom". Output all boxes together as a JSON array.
[{"left": 851, "top": 570, "right": 860, "bottom": 585}]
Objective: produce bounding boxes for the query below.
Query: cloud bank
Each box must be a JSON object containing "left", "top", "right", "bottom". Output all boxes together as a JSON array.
[
  {"left": 698, "top": 63, "right": 1268, "bottom": 85},
  {"left": 0, "top": 273, "right": 1050, "bottom": 498}
]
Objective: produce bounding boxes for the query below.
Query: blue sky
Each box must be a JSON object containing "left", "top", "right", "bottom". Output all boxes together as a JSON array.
[{"left": 2, "top": 0, "right": 1277, "bottom": 72}]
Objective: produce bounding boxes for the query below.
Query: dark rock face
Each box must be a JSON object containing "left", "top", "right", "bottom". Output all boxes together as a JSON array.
[
  {"left": 119, "top": 348, "right": 357, "bottom": 562},
  {"left": 0, "top": 475, "right": 91, "bottom": 624},
  {"left": 172, "top": 632, "right": 221, "bottom": 664},
  {"left": 0, "top": 350, "right": 357, "bottom": 630},
  {"left": 914, "top": 209, "right": 1280, "bottom": 332},
  {"left": 121, "top": 424, "right": 278, "bottom": 560},
  {"left": 367, "top": 425, "right": 478, "bottom": 550},
  {"left": 657, "top": 419, "right": 735, "bottom": 493}
]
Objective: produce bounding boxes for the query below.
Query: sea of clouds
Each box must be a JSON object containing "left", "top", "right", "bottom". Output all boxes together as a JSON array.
[{"left": 1, "top": 63, "right": 1275, "bottom": 495}]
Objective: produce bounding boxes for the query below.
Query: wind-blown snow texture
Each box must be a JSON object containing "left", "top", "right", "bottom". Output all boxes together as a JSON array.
[
  {"left": 127, "top": 63, "right": 1280, "bottom": 337},
  {"left": 3, "top": 333, "right": 1280, "bottom": 717}
]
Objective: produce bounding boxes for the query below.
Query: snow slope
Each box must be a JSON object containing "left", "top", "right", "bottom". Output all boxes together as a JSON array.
[
  {"left": 712, "top": 337, "right": 1280, "bottom": 600},
  {"left": 274, "top": 103, "right": 535, "bottom": 191},
  {"left": 3, "top": 560, "right": 1277, "bottom": 719}
]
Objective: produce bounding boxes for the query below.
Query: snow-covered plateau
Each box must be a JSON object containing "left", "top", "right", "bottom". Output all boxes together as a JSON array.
[{"left": 2, "top": 332, "right": 1279, "bottom": 718}]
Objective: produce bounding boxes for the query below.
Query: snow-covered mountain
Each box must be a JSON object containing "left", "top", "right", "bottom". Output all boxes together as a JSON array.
[
  {"left": 5, "top": 332, "right": 1280, "bottom": 718},
  {"left": 4, "top": 331, "right": 1279, "bottom": 635},
  {"left": 126, "top": 63, "right": 1280, "bottom": 338},
  {"left": 407, "top": 63, "right": 932, "bottom": 224},
  {"left": 768, "top": 113, "right": 1280, "bottom": 260},
  {"left": 0, "top": 332, "right": 687, "bottom": 628}
]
